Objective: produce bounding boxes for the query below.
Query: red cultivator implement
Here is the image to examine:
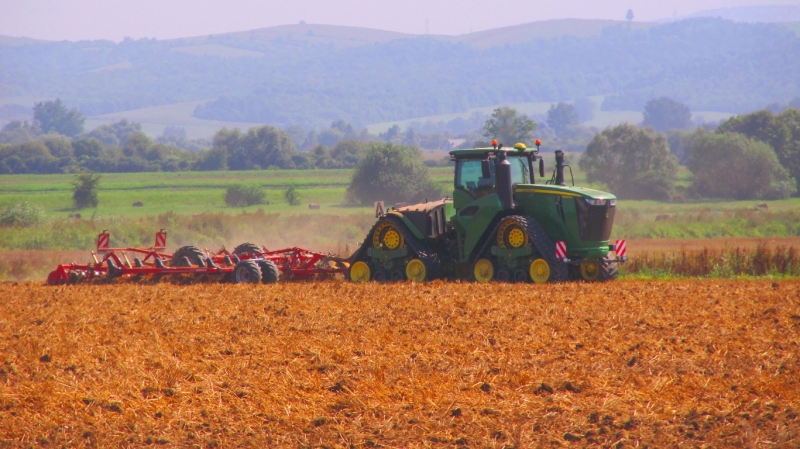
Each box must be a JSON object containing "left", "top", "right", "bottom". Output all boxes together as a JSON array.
[{"left": 46, "top": 230, "right": 349, "bottom": 285}]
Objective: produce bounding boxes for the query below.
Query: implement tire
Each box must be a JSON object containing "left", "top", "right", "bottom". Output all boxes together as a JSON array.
[
  {"left": 170, "top": 246, "right": 205, "bottom": 267},
  {"left": 234, "top": 260, "right": 262, "bottom": 284},
  {"left": 258, "top": 260, "right": 280, "bottom": 284},
  {"left": 599, "top": 257, "right": 619, "bottom": 281},
  {"left": 233, "top": 242, "right": 262, "bottom": 257}
]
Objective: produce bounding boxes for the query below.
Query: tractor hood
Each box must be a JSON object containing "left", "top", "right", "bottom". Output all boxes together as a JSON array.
[
  {"left": 514, "top": 184, "right": 617, "bottom": 201},
  {"left": 387, "top": 199, "right": 454, "bottom": 240}
]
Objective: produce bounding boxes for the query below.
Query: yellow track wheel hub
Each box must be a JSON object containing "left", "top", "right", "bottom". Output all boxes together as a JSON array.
[
  {"left": 349, "top": 261, "right": 371, "bottom": 283},
  {"left": 529, "top": 258, "right": 550, "bottom": 284},
  {"left": 372, "top": 221, "right": 405, "bottom": 250},
  {"left": 497, "top": 218, "right": 528, "bottom": 249},
  {"left": 405, "top": 259, "right": 427, "bottom": 282},
  {"left": 473, "top": 258, "right": 495, "bottom": 283},
  {"left": 580, "top": 261, "right": 600, "bottom": 282}
]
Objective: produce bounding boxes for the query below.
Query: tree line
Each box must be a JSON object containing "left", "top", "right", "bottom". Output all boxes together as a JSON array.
[
  {"left": 580, "top": 104, "right": 800, "bottom": 201},
  {"left": 3, "top": 98, "right": 800, "bottom": 204}
]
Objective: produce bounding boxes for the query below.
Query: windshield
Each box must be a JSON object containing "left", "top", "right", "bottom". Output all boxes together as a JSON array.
[{"left": 509, "top": 155, "right": 530, "bottom": 184}]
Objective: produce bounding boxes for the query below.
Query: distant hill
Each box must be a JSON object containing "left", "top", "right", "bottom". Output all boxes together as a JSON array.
[
  {"left": 1, "top": 18, "right": 798, "bottom": 130},
  {"left": 684, "top": 4, "right": 800, "bottom": 22},
  {"left": 452, "top": 19, "right": 656, "bottom": 48},
  {"left": 0, "top": 35, "right": 47, "bottom": 46},
  {"left": 162, "top": 19, "right": 657, "bottom": 51},
  {"left": 169, "top": 23, "right": 415, "bottom": 49}
]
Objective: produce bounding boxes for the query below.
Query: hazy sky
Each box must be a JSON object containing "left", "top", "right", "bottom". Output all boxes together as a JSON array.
[{"left": 0, "top": 0, "right": 792, "bottom": 41}]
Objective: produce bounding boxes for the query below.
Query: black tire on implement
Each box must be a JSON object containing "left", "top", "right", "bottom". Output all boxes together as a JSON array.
[
  {"left": 170, "top": 246, "right": 205, "bottom": 267},
  {"left": 257, "top": 260, "right": 280, "bottom": 284},
  {"left": 599, "top": 257, "right": 619, "bottom": 281},
  {"left": 233, "top": 243, "right": 262, "bottom": 257},
  {"left": 233, "top": 260, "right": 262, "bottom": 284}
]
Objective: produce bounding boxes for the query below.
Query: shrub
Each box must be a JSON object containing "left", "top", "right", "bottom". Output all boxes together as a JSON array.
[
  {"left": 0, "top": 201, "right": 45, "bottom": 227},
  {"left": 72, "top": 172, "right": 101, "bottom": 209},
  {"left": 224, "top": 184, "right": 267, "bottom": 207},
  {"left": 284, "top": 185, "right": 300, "bottom": 206}
]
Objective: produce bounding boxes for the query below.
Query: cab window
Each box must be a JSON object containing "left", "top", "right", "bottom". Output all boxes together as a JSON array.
[{"left": 456, "top": 159, "right": 495, "bottom": 196}]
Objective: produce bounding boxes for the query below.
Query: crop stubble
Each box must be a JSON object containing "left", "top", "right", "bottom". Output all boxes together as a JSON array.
[{"left": 0, "top": 280, "right": 798, "bottom": 447}]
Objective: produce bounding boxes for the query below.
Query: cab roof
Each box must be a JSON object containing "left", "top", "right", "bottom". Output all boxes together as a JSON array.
[{"left": 449, "top": 147, "right": 537, "bottom": 159}]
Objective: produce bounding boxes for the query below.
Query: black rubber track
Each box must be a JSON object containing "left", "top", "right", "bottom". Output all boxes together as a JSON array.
[
  {"left": 351, "top": 216, "right": 440, "bottom": 281},
  {"left": 474, "top": 215, "right": 568, "bottom": 283}
]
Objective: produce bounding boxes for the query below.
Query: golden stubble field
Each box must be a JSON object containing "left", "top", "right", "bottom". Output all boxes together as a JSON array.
[{"left": 0, "top": 280, "right": 798, "bottom": 448}]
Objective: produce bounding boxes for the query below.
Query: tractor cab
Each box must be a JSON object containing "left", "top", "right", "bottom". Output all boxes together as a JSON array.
[{"left": 449, "top": 142, "right": 543, "bottom": 262}]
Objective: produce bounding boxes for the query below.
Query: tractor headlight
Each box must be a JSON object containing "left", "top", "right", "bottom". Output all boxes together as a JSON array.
[
  {"left": 585, "top": 199, "right": 606, "bottom": 206},
  {"left": 608, "top": 199, "right": 616, "bottom": 206}
]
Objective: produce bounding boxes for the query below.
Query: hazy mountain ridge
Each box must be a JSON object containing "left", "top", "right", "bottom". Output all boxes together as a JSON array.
[
  {"left": 684, "top": 4, "right": 800, "bottom": 23},
  {"left": 1, "top": 18, "right": 798, "bottom": 128}
]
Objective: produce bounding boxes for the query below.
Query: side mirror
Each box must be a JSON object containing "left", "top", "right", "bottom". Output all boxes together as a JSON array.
[
  {"left": 539, "top": 158, "right": 545, "bottom": 178},
  {"left": 481, "top": 159, "right": 491, "bottom": 178}
]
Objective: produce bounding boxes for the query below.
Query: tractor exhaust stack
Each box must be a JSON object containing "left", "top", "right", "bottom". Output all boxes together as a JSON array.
[
  {"left": 496, "top": 150, "right": 514, "bottom": 210},
  {"left": 555, "top": 150, "right": 566, "bottom": 186}
]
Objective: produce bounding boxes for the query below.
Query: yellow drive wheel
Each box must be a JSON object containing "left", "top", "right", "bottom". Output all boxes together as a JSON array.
[
  {"left": 349, "top": 261, "right": 371, "bottom": 283},
  {"left": 529, "top": 258, "right": 551, "bottom": 284},
  {"left": 497, "top": 218, "right": 528, "bottom": 249},
  {"left": 579, "top": 260, "right": 601, "bottom": 282},
  {"left": 405, "top": 259, "right": 427, "bottom": 282},
  {"left": 372, "top": 221, "right": 405, "bottom": 250},
  {"left": 473, "top": 258, "right": 495, "bottom": 283}
]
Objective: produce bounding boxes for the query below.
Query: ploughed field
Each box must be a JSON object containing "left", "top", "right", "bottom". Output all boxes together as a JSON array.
[{"left": 1, "top": 281, "right": 798, "bottom": 447}]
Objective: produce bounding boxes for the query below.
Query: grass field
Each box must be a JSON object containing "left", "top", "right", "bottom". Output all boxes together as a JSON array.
[
  {"left": 0, "top": 169, "right": 458, "bottom": 218},
  {"left": 1, "top": 280, "right": 797, "bottom": 447}
]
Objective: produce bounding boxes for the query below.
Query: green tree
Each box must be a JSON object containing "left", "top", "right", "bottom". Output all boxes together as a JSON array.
[
  {"left": 284, "top": 185, "right": 301, "bottom": 206},
  {"left": 73, "top": 138, "right": 104, "bottom": 159},
  {"left": 483, "top": 107, "right": 537, "bottom": 147},
  {"left": 88, "top": 119, "right": 143, "bottom": 147},
  {"left": 641, "top": 97, "right": 693, "bottom": 132},
  {"left": 213, "top": 125, "right": 297, "bottom": 170},
  {"left": 687, "top": 133, "right": 796, "bottom": 200},
  {"left": 716, "top": 108, "right": 800, "bottom": 193},
  {"left": 0, "top": 121, "right": 42, "bottom": 144},
  {"left": 72, "top": 171, "right": 101, "bottom": 209},
  {"left": 123, "top": 132, "right": 152, "bottom": 158},
  {"left": 347, "top": 143, "right": 442, "bottom": 205},
  {"left": 33, "top": 99, "right": 85, "bottom": 137},
  {"left": 579, "top": 124, "right": 679, "bottom": 200},
  {"left": 626, "top": 9, "right": 634, "bottom": 22},
  {"left": 330, "top": 139, "right": 364, "bottom": 168},
  {"left": 547, "top": 102, "right": 580, "bottom": 135}
]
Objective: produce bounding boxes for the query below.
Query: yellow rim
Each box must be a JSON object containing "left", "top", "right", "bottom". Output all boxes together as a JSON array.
[
  {"left": 580, "top": 261, "right": 600, "bottom": 282},
  {"left": 473, "top": 258, "right": 494, "bottom": 283},
  {"left": 529, "top": 258, "right": 550, "bottom": 284},
  {"left": 372, "top": 221, "right": 405, "bottom": 250},
  {"left": 349, "top": 261, "right": 371, "bottom": 283},
  {"left": 405, "top": 259, "right": 426, "bottom": 282},
  {"left": 497, "top": 218, "right": 528, "bottom": 249}
]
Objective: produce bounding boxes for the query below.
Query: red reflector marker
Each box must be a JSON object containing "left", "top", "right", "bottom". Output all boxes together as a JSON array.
[
  {"left": 555, "top": 241, "right": 567, "bottom": 260},
  {"left": 615, "top": 239, "right": 627, "bottom": 258}
]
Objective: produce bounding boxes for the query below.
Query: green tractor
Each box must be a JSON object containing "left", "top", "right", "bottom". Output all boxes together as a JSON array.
[{"left": 348, "top": 141, "right": 627, "bottom": 283}]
